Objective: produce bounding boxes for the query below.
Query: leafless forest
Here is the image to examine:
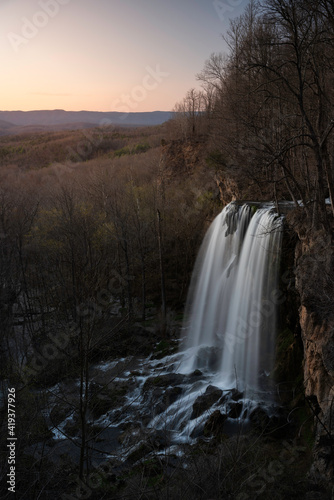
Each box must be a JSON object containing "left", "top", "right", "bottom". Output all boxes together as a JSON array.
[{"left": 1, "top": 1, "right": 334, "bottom": 498}]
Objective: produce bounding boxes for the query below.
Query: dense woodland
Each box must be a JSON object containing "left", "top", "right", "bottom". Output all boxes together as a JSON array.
[
  {"left": 175, "top": 0, "right": 334, "bottom": 223},
  {"left": 1, "top": 0, "right": 334, "bottom": 498},
  {"left": 0, "top": 123, "right": 221, "bottom": 497}
]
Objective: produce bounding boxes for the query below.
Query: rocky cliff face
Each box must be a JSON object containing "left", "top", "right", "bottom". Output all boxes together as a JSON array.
[
  {"left": 160, "top": 139, "right": 206, "bottom": 179},
  {"left": 288, "top": 210, "right": 334, "bottom": 489}
]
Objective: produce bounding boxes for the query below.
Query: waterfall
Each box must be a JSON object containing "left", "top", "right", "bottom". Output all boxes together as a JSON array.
[{"left": 180, "top": 202, "right": 283, "bottom": 393}]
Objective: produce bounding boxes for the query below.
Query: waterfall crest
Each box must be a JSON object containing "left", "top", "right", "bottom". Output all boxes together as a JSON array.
[{"left": 180, "top": 202, "right": 283, "bottom": 393}]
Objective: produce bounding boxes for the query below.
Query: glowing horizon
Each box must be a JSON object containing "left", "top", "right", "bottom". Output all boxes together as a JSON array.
[{"left": 1, "top": 0, "right": 246, "bottom": 113}]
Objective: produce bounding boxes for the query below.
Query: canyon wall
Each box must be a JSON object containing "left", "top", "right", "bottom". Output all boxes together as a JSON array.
[{"left": 288, "top": 210, "right": 334, "bottom": 488}]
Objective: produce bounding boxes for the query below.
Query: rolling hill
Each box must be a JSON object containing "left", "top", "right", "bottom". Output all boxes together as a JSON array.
[{"left": 0, "top": 110, "right": 172, "bottom": 135}]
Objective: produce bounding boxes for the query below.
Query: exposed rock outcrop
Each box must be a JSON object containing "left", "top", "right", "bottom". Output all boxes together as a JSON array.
[
  {"left": 190, "top": 385, "right": 223, "bottom": 420},
  {"left": 214, "top": 173, "right": 241, "bottom": 206},
  {"left": 288, "top": 210, "right": 334, "bottom": 490},
  {"left": 160, "top": 139, "right": 206, "bottom": 179}
]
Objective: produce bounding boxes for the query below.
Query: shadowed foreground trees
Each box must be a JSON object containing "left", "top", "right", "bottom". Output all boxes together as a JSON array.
[
  {"left": 3, "top": 1, "right": 334, "bottom": 495},
  {"left": 0, "top": 137, "right": 218, "bottom": 496}
]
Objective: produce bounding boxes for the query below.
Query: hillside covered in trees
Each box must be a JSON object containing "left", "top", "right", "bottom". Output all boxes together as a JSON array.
[
  {"left": 0, "top": 1, "right": 334, "bottom": 499},
  {"left": 174, "top": 0, "right": 334, "bottom": 221}
]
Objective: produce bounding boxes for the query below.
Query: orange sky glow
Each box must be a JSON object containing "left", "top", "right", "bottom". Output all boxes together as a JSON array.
[{"left": 1, "top": 0, "right": 246, "bottom": 112}]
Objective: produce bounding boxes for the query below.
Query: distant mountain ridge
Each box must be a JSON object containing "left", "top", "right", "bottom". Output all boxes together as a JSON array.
[{"left": 0, "top": 110, "right": 172, "bottom": 134}]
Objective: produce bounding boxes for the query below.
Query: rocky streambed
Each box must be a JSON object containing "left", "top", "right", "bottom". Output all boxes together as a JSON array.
[{"left": 36, "top": 343, "right": 290, "bottom": 471}]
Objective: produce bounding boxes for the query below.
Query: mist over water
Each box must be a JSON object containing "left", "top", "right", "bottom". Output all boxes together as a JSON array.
[{"left": 180, "top": 202, "right": 283, "bottom": 394}]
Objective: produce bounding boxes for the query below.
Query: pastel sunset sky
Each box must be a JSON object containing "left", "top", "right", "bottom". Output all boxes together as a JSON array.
[{"left": 1, "top": 0, "right": 247, "bottom": 112}]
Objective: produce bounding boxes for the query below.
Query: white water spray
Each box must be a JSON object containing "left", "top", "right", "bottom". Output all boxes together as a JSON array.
[{"left": 180, "top": 202, "right": 283, "bottom": 393}]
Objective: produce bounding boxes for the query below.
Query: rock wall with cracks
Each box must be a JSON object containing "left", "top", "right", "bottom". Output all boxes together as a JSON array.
[{"left": 289, "top": 209, "right": 334, "bottom": 488}]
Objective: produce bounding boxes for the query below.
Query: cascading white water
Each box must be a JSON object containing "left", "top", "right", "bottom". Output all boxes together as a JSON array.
[
  {"left": 87, "top": 202, "right": 284, "bottom": 446},
  {"left": 180, "top": 202, "right": 283, "bottom": 393},
  {"left": 46, "top": 202, "right": 284, "bottom": 456}
]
